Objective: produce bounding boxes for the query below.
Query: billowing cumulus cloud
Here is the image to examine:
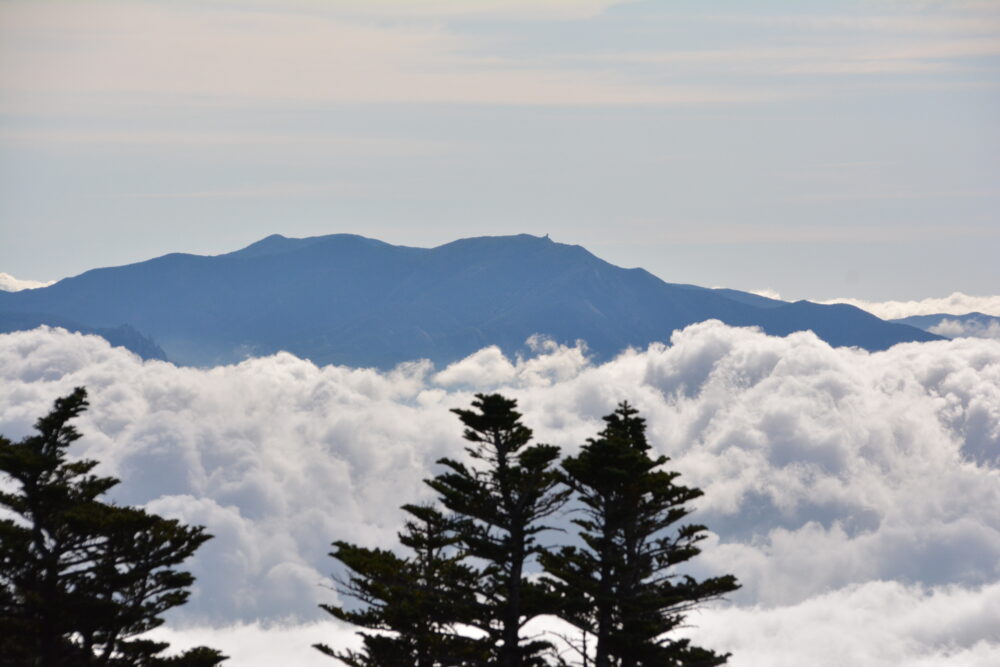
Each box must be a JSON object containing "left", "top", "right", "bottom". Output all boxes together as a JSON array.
[
  {"left": 0, "top": 272, "right": 54, "bottom": 292},
  {"left": 2, "top": 323, "right": 1000, "bottom": 664},
  {"left": 685, "top": 581, "right": 1000, "bottom": 667}
]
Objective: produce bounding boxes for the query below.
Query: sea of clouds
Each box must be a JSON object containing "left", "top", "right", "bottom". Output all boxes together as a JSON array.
[{"left": 2, "top": 323, "right": 1000, "bottom": 665}]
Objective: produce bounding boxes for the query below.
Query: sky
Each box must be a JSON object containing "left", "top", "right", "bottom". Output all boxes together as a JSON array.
[
  {"left": 1, "top": 0, "right": 998, "bottom": 301},
  {"left": 3, "top": 323, "right": 1000, "bottom": 665},
  {"left": 3, "top": 4, "right": 1000, "bottom": 663}
]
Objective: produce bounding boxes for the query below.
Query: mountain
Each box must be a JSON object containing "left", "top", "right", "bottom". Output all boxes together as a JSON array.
[{"left": 0, "top": 233, "right": 941, "bottom": 367}]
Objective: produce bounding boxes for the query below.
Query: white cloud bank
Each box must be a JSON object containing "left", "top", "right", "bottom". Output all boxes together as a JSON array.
[
  {"left": 751, "top": 290, "right": 1000, "bottom": 319},
  {"left": 686, "top": 581, "right": 1000, "bottom": 667},
  {"left": 930, "top": 318, "right": 1000, "bottom": 341},
  {"left": 820, "top": 292, "right": 1000, "bottom": 319},
  {"left": 0, "top": 272, "right": 54, "bottom": 292},
  {"left": 2, "top": 323, "right": 1000, "bottom": 664},
  {"left": 149, "top": 581, "right": 1000, "bottom": 667}
]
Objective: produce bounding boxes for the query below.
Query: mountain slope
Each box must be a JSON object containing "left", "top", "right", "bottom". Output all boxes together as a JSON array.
[
  {"left": 0, "top": 312, "right": 167, "bottom": 360},
  {"left": 0, "top": 234, "right": 941, "bottom": 367}
]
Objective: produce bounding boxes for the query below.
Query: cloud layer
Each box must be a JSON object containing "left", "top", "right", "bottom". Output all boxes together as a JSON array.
[
  {"left": 685, "top": 581, "right": 1000, "bottom": 667},
  {"left": 2, "top": 323, "right": 1000, "bottom": 664},
  {"left": 0, "top": 272, "right": 54, "bottom": 292},
  {"left": 819, "top": 292, "right": 1000, "bottom": 319},
  {"left": 5, "top": 0, "right": 997, "bottom": 113},
  {"left": 751, "top": 290, "right": 1000, "bottom": 319},
  {"left": 149, "top": 581, "right": 1000, "bottom": 667},
  {"left": 930, "top": 318, "right": 1000, "bottom": 340},
  {"left": 0, "top": 1, "right": 739, "bottom": 110}
]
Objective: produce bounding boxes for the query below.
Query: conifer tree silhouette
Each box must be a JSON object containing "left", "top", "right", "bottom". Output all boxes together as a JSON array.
[
  {"left": 427, "top": 393, "right": 568, "bottom": 667},
  {"left": 541, "top": 402, "right": 739, "bottom": 667},
  {"left": 316, "top": 503, "right": 487, "bottom": 666},
  {"left": 0, "top": 387, "right": 225, "bottom": 666}
]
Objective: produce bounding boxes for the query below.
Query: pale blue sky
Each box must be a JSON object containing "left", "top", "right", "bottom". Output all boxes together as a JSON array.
[{"left": 1, "top": 0, "right": 997, "bottom": 299}]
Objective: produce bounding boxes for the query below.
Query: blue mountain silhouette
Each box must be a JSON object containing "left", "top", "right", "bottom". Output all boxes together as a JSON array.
[{"left": 0, "top": 234, "right": 940, "bottom": 367}]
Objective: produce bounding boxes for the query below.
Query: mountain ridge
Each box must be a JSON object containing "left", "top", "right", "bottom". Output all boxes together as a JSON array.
[{"left": 0, "top": 233, "right": 941, "bottom": 367}]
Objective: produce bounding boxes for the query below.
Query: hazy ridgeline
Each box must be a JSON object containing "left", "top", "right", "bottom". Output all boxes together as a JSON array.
[
  {"left": 0, "top": 234, "right": 941, "bottom": 369},
  {"left": 2, "top": 322, "right": 1000, "bottom": 664}
]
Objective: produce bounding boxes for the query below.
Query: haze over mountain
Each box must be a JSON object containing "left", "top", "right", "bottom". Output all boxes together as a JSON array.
[
  {"left": 0, "top": 234, "right": 940, "bottom": 367},
  {"left": 0, "top": 313, "right": 167, "bottom": 361},
  {"left": 892, "top": 312, "right": 1000, "bottom": 340}
]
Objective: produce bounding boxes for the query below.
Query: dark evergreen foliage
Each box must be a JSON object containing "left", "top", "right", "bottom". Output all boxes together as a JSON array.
[
  {"left": 319, "top": 396, "right": 737, "bottom": 666},
  {"left": 541, "top": 402, "right": 739, "bottom": 667},
  {"left": 0, "top": 387, "right": 225, "bottom": 667},
  {"left": 315, "top": 504, "right": 487, "bottom": 666},
  {"left": 426, "top": 394, "right": 569, "bottom": 667}
]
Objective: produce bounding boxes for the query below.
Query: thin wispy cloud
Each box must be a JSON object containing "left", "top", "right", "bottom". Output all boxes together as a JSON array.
[
  {"left": 572, "top": 38, "right": 1000, "bottom": 77},
  {"left": 0, "top": 1, "right": 764, "bottom": 110},
  {"left": 725, "top": 13, "right": 1000, "bottom": 35},
  {"left": 0, "top": 128, "right": 448, "bottom": 155},
  {"left": 16, "top": 0, "right": 994, "bottom": 112},
  {"left": 107, "top": 183, "right": 361, "bottom": 201},
  {"left": 605, "top": 222, "right": 999, "bottom": 245},
  {"left": 204, "top": 0, "right": 637, "bottom": 21}
]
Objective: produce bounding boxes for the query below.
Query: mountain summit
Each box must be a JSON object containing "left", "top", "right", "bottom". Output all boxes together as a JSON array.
[{"left": 0, "top": 233, "right": 940, "bottom": 366}]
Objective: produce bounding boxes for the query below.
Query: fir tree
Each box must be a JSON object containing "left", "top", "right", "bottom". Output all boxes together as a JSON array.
[
  {"left": 0, "top": 387, "right": 225, "bottom": 667},
  {"left": 541, "top": 402, "right": 738, "bottom": 667},
  {"left": 427, "top": 393, "right": 569, "bottom": 667},
  {"left": 316, "top": 504, "right": 487, "bottom": 667}
]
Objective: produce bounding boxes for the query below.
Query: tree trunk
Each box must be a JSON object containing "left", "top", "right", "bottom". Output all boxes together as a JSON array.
[
  {"left": 594, "top": 519, "right": 615, "bottom": 667},
  {"left": 501, "top": 526, "right": 524, "bottom": 667},
  {"left": 619, "top": 523, "right": 640, "bottom": 667}
]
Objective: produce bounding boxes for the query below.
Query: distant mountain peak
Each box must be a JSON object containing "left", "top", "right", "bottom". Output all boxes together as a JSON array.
[
  {"left": 232, "top": 232, "right": 560, "bottom": 261},
  {"left": 226, "top": 232, "right": 396, "bottom": 260},
  {"left": 435, "top": 232, "right": 557, "bottom": 247},
  {"left": 0, "top": 232, "right": 942, "bottom": 368}
]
